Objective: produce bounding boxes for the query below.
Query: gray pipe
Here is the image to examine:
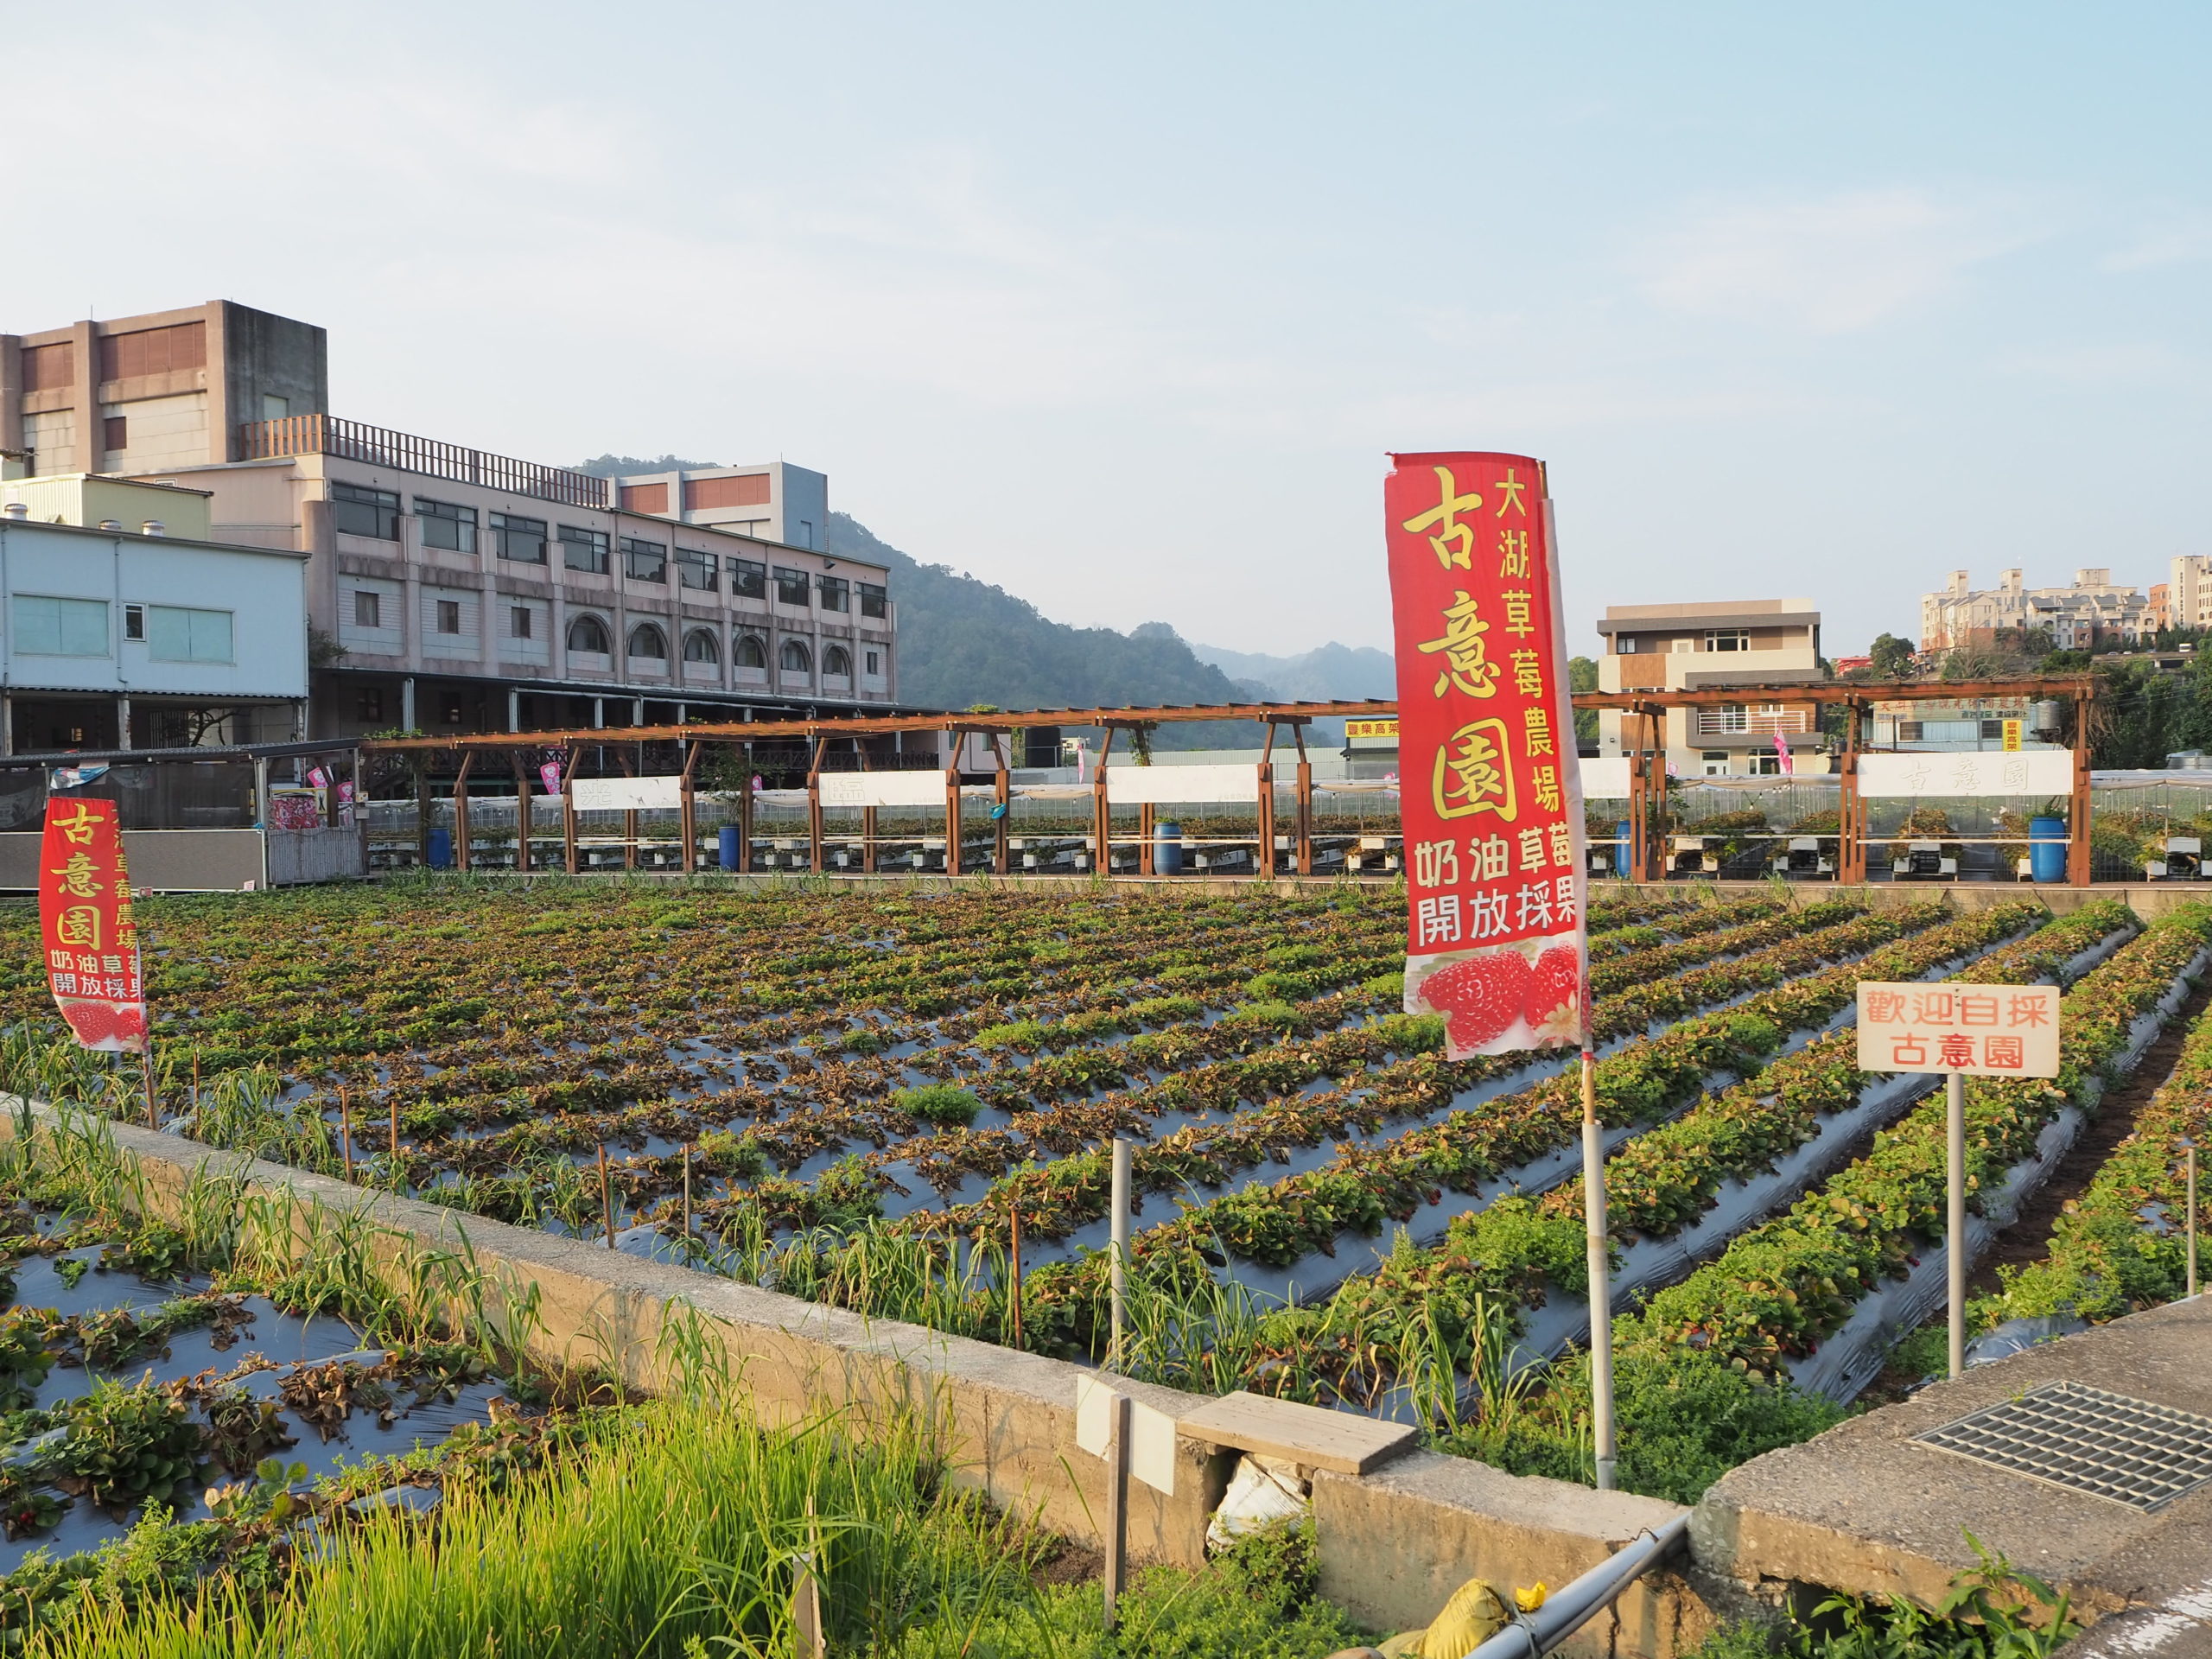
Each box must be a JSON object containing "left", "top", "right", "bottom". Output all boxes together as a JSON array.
[{"left": 1462, "top": 1515, "right": 1690, "bottom": 1659}]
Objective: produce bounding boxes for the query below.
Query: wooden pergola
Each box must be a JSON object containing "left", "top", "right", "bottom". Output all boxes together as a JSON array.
[{"left": 355, "top": 677, "right": 2102, "bottom": 883}]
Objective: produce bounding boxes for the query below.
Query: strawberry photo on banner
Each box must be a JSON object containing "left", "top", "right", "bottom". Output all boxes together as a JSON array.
[
  {"left": 38, "top": 796, "right": 149, "bottom": 1053},
  {"left": 1385, "top": 453, "right": 1587, "bottom": 1058}
]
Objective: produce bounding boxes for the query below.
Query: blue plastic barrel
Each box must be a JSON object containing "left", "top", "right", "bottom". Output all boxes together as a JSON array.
[
  {"left": 1154, "top": 820, "right": 1184, "bottom": 875},
  {"left": 1614, "top": 819, "right": 1633, "bottom": 879},
  {"left": 718, "top": 825, "right": 743, "bottom": 872},
  {"left": 2029, "top": 816, "right": 2067, "bottom": 884},
  {"left": 426, "top": 827, "right": 453, "bottom": 870}
]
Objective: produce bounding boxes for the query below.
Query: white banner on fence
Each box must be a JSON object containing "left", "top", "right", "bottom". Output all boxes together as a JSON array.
[
  {"left": 817, "top": 771, "right": 948, "bottom": 809},
  {"left": 570, "top": 775, "right": 684, "bottom": 812},
  {"left": 1577, "top": 757, "right": 1633, "bottom": 799},
  {"left": 1857, "top": 750, "right": 2073, "bottom": 800},
  {"left": 1103, "top": 763, "right": 1260, "bottom": 805}
]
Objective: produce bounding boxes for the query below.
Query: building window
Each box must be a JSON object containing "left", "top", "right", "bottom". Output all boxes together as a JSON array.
[
  {"left": 332, "top": 482, "right": 401, "bottom": 541},
  {"left": 148, "top": 604, "right": 234, "bottom": 663},
  {"left": 492, "top": 512, "right": 548, "bottom": 563},
  {"left": 21, "top": 342, "right": 73, "bottom": 392},
  {"left": 859, "top": 583, "right": 887, "bottom": 619},
  {"left": 733, "top": 559, "right": 767, "bottom": 600},
  {"left": 622, "top": 538, "right": 667, "bottom": 582},
  {"left": 435, "top": 600, "right": 462, "bottom": 635},
  {"left": 735, "top": 633, "right": 767, "bottom": 671},
  {"left": 677, "top": 549, "right": 720, "bottom": 591},
  {"left": 124, "top": 604, "right": 146, "bottom": 641},
  {"left": 416, "top": 498, "right": 478, "bottom": 554},
  {"left": 511, "top": 606, "right": 533, "bottom": 639},
  {"left": 12, "top": 595, "right": 109, "bottom": 657},
  {"left": 358, "top": 688, "right": 385, "bottom": 721},
  {"left": 567, "top": 613, "right": 610, "bottom": 654},
  {"left": 865, "top": 649, "right": 880, "bottom": 675},
  {"left": 353, "top": 590, "right": 381, "bottom": 627},
  {"left": 103, "top": 416, "right": 128, "bottom": 453},
  {"left": 560, "top": 525, "right": 610, "bottom": 574},
  {"left": 683, "top": 628, "right": 720, "bottom": 664},
  {"left": 1899, "top": 721, "right": 1925, "bottom": 742},
  {"left": 823, "top": 644, "right": 852, "bottom": 677},
  {"left": 817, "top": 575, "right": 849, "bottom": 613},
  {"left": 774, "top": 567, "right": 810, "bottom": 607},
  {"left": 262, "top": 393, "right": 289, "bottom": 423},
  {"left": 98, "top": 321, "right": 206, "bottom": 380},
  {"left": 780, "top": 638, "right": 812, "bottom": 673},
  {"left": 1980, "top": 719, "right": 2004, "bottom": 740},
  {"left": 1704, "top": 630, "right": 1751, "bottom": 652},
  {"left": 628, "top": 623, "right": 668, "bottom": 660},
  {"left": 1616, "top": 635, "right": 1637, "bottom": 653}
]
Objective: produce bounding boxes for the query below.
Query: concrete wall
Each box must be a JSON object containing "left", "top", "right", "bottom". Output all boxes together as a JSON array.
[{"left": 0, "top": 1101, "right": 1715, "bottom": 1651}]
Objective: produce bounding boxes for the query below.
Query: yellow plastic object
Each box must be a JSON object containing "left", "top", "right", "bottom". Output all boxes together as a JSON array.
[
  {"left": 1514, "top": 1582, "right": 1548, "bottom": 1614},
  {"left": 1413, "top": 1577, "right": 1511, "bottom": 1659}
]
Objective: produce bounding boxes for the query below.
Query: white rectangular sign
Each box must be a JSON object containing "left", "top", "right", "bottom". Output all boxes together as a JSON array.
[
  {"left": 1855, "top": 980, "right": 2060, "bottom": 1077},
  {"left": 1576, "top": 757, "right": 1632, "bottom": 799},
  {"left": 1076, "top": 1374, "right": 1177, "bottom": 1496},
  {"left": 570, "top": 775, "right": 684, "bottom": 812},
  {"left": 817, "top": 770, "right": 947, "bottom": 809},
  {"left": 1103, "top": 764, "right": 1260, "bottom": 805},
  {"left": 1857, "top": 750, "right": 2072, "bottom": 800}
]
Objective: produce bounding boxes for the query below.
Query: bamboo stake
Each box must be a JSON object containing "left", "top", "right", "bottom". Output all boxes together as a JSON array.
[
  {"left": 339, "top": 1087, "right": 354, "bottom": 1183},
  {"left": 1009, "top": 1205, "right": 1024, "bottom": 1349},
  {"left": 389, "top": 1092, "right": 400, "bottom": 1160},
  {"left": 189, "top": 1054, "right": 199, "bottom": 1115},
  {"left": 141, "top": 1046, "right": 157, "bottom": 1131},
  {"left": 681, "top": 1143, "right": 693, "bottom": 1241},
  {"left": 600, "top": 1144, "right": 616, "bottom": 1249}
]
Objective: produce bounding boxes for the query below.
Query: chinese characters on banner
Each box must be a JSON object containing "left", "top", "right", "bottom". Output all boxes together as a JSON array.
[
  {"left": 38, "top": 798, "right": 148, "bottom": 1053},
  {"left": 1853, "top": 981, "right": 2060, "bottom": 1078},
  {"left": 1386, "top": 453, "right": 1586, "bottom": 1058}
]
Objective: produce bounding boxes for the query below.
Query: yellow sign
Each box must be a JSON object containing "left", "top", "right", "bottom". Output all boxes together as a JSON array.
[
  {"left": 1346, "top": 719, "right": 1399, "bottom": 741},
  {"left": 2002, "top": 719, "right": 2022, "bottom": 752}
]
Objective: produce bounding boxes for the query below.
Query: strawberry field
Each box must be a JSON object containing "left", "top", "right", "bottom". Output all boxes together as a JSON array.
[{"left": 1, "top": 879, "right": 2205, "bottom": 1505}]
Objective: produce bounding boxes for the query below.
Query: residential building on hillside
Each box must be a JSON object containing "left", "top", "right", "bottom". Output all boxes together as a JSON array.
[
  {"left": 1919, "top": 569, "right": 2154, "bottom": 652},
  {"left": 0, "top": 500, "right": 308, "bottom": 753},
  {"left": 1594, "top": 599, "right": 1826, "bottom": 776},
  {"left": 1, "top": 302, "right": 900, "bottom": 739}
]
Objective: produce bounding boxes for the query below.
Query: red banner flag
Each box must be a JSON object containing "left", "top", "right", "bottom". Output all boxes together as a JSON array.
[
  {"left": 1385, "top": 453, "right": 1586, "bottom": 1058},
  {"left": 38, "top": 798, "right": 149, "bottom": 1052}
]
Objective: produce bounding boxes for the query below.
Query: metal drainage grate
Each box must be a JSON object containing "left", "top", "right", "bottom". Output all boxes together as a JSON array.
[{"left": 1914, "top": 1381, "right": 2212, "bottom": 1512}]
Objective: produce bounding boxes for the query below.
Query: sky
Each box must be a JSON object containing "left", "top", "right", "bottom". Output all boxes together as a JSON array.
[{"left": 5, "top": 2, "right": 2208, "bottom": 659}]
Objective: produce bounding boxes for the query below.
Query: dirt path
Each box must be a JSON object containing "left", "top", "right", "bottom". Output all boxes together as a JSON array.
[{"left": 1967, "top": 969, "right": 2212, "bottom": 1298}]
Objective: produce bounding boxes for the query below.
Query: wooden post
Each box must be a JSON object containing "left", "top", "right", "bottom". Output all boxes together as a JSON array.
[
  {"left": 1839, "top": 701, "right": 1865, "bottom": 885},
  {"left": 1008, "top": 1205, "right": 1023, "bottom": 1349},
  {"left": 141, "top": 1049, "right": 157, "bottom": 1131},
  {"left": 1256, "top": 721, "right": 1277, "bottom": 880},
  {"left": 1138, "top": 801, "right": 1156, "bottom": 877},
  {"left": 736, "top": 749, "right": 754, "bottom": 874},
  {"left": 1091, "top": 728, "right": 1115, "bottom": 874},
  {"left": 944, "top": 739, "right": 963, "bottom": 875},
  {"left": 2069, "top": 690, "right": 2094, "bottom": 886},
  {"left": 682, "top": 1142, "right": 693, "bottom": 1242},
  {"left": 340, "top": 1087, "right": 353, "bottom": 1182},
  {"left": 415, "top": 768, "right": 431, "bottom": 870},
  {"left": 452, "top": 750, "right": 478, "bottom": 874},
  {"left": 510, "top": 751, "right": 533, "bottom": 872},
  {"left": 562, "top": 748, "right": 581, "bottom": 875},
  {"left": 389, "top": 1091, "right": 400, "bottom": 1160},
  {"left": 678, "top": 738, "right": 702, "bottom": 874},
  {"left": 1293, "top": 722, "right": 1313, "bottom": 877},
  {"left": 1103, "top": 1390, "right": 1130, "bottom": 1629},
  {"left": 993, "top": 734, "right": 1011, "bottom": 875},
  {"left": 617, "top": 747, "right": 639, "bottom": 873},
  {"left": 807, "top": 736, "right": 826, "bottom": 874}
]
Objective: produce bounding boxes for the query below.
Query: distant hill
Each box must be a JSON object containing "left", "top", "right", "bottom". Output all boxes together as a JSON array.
[
  {"left": 571, "top": 454, "right": 721, "bottom": 477},
  {"left": 1190, "top": 639, "right": 1396, "bottom": 702}
]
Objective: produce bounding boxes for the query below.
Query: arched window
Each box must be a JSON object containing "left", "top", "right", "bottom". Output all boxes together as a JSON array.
[
  {"left": 823, "top": 644, "right": 852, "bottom": 677},
  {"left": 627, "top": 623, "right": 667, "bottom": 660},
  {"left": 683, "top": 628, "right": 720, "bottom": 664},
  {"left": 566, "top": 613, "right": 610, "bottom": 654},
  {"left": 779, "top": 638, "right": 812, "bottom": 673},
  {"left": 734, "top": 633, "right": 767, "bottom": 670}
]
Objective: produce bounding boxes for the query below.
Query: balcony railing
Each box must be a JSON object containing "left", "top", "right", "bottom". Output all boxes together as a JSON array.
[
  {"left": 240, "top": 414, "right": 609, "bottom": 509},
  {"left": 1694, "top": 705, "right": 1813, "bottom": 737}
]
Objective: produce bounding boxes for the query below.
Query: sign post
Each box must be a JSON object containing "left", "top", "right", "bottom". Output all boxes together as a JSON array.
[
  {"left": 1383, "top": 455, "right": 1599, "bottom": 1478},
  {"left": 1856, "top": 981, "right": 2061, "bottom": 1377}
]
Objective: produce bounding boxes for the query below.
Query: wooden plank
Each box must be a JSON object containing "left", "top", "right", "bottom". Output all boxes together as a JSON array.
[{"left": 1177, "top": 1390, "right": 1417, "bottom": 1476}]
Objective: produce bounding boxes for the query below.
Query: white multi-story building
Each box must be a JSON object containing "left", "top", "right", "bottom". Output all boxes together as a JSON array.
[
  {"left": 1920, "top": 569, "right": 2154, "bottom": 653},
  {"left": 1594, "top": 598, "right": 1827, "bottom": 777},
  {"left": 0, "top": 302, "right": 900, "bottom": 740}
]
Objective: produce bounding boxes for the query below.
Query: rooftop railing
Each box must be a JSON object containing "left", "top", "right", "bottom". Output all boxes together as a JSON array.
[{"left": 239, "top": 415, "right": 609, "bottom": 509}]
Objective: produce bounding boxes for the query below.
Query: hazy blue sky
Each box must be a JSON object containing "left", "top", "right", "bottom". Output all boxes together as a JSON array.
[{"left": 7, "top": 3, "right": 2205, "bottom": 657}]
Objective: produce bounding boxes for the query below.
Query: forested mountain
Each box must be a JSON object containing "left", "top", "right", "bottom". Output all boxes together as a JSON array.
[{"left": 1190, "top": 640, "right": 1396, "bottom": 701}]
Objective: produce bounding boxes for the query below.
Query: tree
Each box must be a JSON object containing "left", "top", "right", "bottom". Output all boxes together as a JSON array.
[
  {"left": 1567, "top": 656, "right": 1599, "bottom": 746},
  {"left": 1867, "top": 632, "right": 1916, "bottom": 679}
]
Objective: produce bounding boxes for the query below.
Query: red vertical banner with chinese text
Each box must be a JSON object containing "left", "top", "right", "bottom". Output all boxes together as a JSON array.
[
  {"left": 38, "top": 798, "right": 149, "bottom": 1052},
  {"left": 1386, "top": 453, "right": 1586, "bottom": 1058}
]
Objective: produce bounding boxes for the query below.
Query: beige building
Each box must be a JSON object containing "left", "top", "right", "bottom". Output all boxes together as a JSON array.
[
  {"left": 1, "top": 302, "right": 899, "bottom": 739},
  {"left": 1595, "top": 598, "right": 1825, "bottom": 777},
  {"left": 1920, "top": 568, "right": 2152, "bottom": 653},
  {"left": 2168, "top": 556, "right": 2212, "bottom": 633}
]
